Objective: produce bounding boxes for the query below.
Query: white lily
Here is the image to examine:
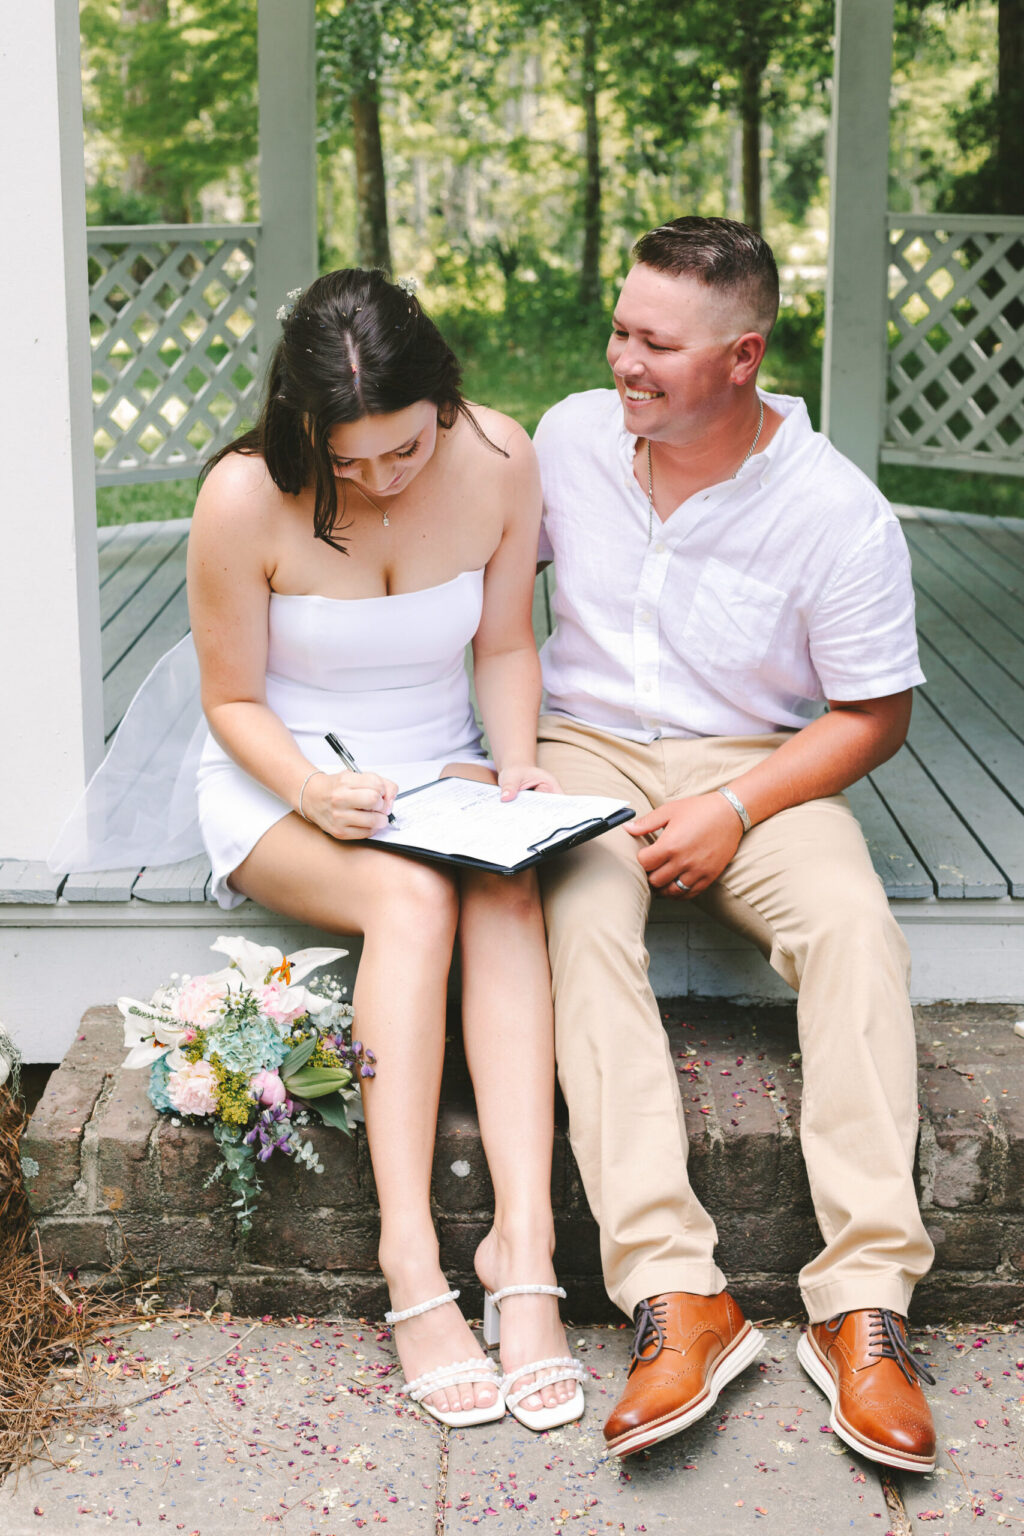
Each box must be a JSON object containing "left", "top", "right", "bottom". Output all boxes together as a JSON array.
[
  {"left": 117, "top": 997, "right": 196, "bottom": 1071},
  {"left": 209, "top": 935, "right": 346, "bottom": 1017}
]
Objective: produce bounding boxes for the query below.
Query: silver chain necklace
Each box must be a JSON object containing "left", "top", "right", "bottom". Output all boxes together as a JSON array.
[
  {"left": 645, "top": 396, "right": 765, "bottom": 542},
  {"left": 353, "top": 482, "right": 390, "bottom": 527}
]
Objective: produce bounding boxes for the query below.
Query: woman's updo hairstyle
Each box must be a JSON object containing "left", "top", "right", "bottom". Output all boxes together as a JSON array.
[{"left": 205, "top": 268, "right": 491, "bottom": 551}]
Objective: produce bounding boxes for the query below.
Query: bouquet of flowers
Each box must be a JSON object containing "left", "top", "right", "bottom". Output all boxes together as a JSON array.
[{"left": 117, "top": 936, "right": 375, "bottom": 1230}]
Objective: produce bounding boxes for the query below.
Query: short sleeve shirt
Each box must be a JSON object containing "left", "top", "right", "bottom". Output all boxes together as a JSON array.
[{"left": 534, "top": 388, "right": 925, "bottom": 741}]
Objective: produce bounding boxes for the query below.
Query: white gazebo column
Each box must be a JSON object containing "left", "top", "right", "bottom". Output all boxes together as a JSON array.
[
  {"left": 821, "top": 0, "right": 895, "bottom": 480},
  {"left": 0, "top": 2, "right": 102, "bottom": 859},
  {"left": 256, "top": 0, "right": 319, "bottom": 370}
]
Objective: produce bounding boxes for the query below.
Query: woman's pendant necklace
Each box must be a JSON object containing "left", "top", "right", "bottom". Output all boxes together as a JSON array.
[
  {"left": 645, "top": 397, "right": 765, "bottom": 542},
  {"left": 355, "top": 483, "right": 390, "bottom": 527}
]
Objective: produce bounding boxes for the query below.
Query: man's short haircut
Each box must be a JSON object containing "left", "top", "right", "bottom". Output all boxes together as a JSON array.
[{"left": 632, "top": 216, "right": 780, "bottom": 341}]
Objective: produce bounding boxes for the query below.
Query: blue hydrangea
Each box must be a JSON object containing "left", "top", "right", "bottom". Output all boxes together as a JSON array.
[
  {"left": 206, "top": 1017, "right": 288, "bottom": 1077},
  {"left": 148, "top": 1056, "right": 174, "bottom": 1113}
]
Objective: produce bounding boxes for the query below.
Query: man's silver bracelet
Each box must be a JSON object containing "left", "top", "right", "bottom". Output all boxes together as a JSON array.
[
  {"left": 297, "top": 768, "right": 325, "bottom": 822},
  {"left": 717, "top": 785, "right": 752, "bottom": 834}
]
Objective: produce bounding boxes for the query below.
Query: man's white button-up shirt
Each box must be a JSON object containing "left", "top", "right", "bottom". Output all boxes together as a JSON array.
[{"left": 535, "top": 388, "right": 925, "bottom": 742}]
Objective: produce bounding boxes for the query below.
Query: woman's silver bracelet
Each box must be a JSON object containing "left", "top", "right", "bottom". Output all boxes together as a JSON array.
[{"left": 297, "top": 768, "right": 325, "bottom": 822}]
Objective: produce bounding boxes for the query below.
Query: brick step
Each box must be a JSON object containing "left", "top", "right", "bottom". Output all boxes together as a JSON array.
[{"left": 20, "top": 1002, "right": 1024, "bottom": 1322}]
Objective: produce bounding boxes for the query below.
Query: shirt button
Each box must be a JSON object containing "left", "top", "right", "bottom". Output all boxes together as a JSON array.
[
  {"left": 641, "top": 681, "right": 652, "bottom": 692},
  {"left": 638, "top": 610, "right": 651, "bottom": 622},
  {"left": 654, "top": 541, "right": 667, "bottom": 554}
]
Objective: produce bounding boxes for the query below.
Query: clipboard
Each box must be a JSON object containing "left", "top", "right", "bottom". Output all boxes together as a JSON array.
[{"left": 366, "top": 777, "right": 636, "bottom": 876}]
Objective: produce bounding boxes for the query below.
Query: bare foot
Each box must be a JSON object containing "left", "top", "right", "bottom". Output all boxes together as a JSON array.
[
  {"left": 386, "top": 1275, "right": 499, "bottom": 1418},
  {"left": 475, "top": 1230, "right": 578, "bottom": 1414}
]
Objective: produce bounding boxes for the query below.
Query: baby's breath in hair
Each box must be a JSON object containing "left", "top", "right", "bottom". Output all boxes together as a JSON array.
[{"left": 276, "top": 287, "right": 304, "bottom": 323}]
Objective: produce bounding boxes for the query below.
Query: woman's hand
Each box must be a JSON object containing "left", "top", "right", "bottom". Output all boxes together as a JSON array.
[
  {"left": 498, "top": 764, "right": 564, "bottom": 800},
  {"left": 627, "top": 791, "right": 743, "bottom": 897},
  {"left": 302, "top": 770, "right": 399, "bottom": 840}
]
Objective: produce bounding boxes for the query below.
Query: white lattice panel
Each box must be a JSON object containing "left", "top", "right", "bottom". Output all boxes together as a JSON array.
[
  {"left": 884, "top": 214, "right": 1024, "bottom": 477},
  {"left": 87, "top": 224, "right": 261, "bottom": 484}
]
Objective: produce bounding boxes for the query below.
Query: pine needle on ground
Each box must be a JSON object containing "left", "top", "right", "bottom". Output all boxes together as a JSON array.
[{"left": 0, "top": 1087, "right": 150, "bottom": 1478}]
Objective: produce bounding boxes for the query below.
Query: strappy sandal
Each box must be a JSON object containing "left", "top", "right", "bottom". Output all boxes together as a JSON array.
[
  {"left": 385, "top": 1288, "right": 504, "bottom": 1429},
  {"left": 482, "top": 1283, "right": 586, "bottom": 1432}
]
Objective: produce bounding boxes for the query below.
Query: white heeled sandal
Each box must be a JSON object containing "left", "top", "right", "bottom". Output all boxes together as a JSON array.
[
  {"left": 482, "top": 1284, "right": 586, "bottom": 1432},
  {"left": 385, "top": 1288, "right": 504, "bottom": 1429}
]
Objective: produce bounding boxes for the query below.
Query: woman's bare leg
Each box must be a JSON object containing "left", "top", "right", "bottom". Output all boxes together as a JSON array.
[
  {"left": 232, "top": 812, "right": 497, "bottom": 1415},
  {"left": 457, "top": 866, "right": 575, "bottom": 1412}
]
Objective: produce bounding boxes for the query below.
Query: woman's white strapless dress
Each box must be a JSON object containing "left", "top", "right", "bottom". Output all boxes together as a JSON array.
[{"left": 49, "top": 569, "right": 488, "bottom": 908}]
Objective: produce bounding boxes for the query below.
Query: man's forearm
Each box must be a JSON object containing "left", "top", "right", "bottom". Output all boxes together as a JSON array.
[{"left": 724, "top": 692, "right": 913, "bottom": 830}]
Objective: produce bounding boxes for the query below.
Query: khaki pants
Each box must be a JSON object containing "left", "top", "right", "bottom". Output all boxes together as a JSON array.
[{"left": 537, "top": 715, "right": 934, "bottom": 1323}]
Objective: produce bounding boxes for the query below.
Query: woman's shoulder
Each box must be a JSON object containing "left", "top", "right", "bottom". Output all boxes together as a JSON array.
[
  {"left": 193, "top": 450, "right": 281, "bottom": 539},
  {"left": 458, "top": 404, "right": 534, "bottom": 466}
]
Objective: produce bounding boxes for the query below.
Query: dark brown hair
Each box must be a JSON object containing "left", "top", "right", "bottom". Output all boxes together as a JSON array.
[
  {"left": 205, "top": 268, "right": 497, "bottom": 551},
  {"left": 632, "top": 216, "right": 779, "bottom": 340}
]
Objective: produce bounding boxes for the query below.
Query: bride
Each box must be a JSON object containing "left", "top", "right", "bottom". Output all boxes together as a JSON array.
[{"left": 61, "top": 269, "right": 585, "bottom": 1432}]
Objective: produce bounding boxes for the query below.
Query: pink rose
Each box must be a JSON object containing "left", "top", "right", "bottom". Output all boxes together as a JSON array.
[
  {"left": 254, "top": 981, "right": 308, "bottom": 1027},
  {"left": 249, "top": 1069, "right": 287, "bottom": 1107},
  {"left": 174, "top": 976, "right": 229, "bottom": 1028},
  {"left": 166, "top": 1058, "right": 219, "bottom": 1117}
]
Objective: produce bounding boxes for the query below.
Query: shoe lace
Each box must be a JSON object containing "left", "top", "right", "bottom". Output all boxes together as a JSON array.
[
  {"left": 628, "top": 1297, "right": 668, "bottom": 1376},
  {"left": 826, "top": 1309, "right": 936, "bottom": 1387}
]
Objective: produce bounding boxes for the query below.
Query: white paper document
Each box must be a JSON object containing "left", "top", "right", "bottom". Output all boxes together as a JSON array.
[{"left": 369, "top": 777, "right": 633, "bottom": 872}]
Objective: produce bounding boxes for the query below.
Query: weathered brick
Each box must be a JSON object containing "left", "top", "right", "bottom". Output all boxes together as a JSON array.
[
  {"left": 924, "top": 1214, "right": 1004, "bottom": 1270},
  {"left": 22, "top": 1070, "right": 107, "bottom": 1213},
  {"left": 980, "top": 1063, "right": 1024, "bottom": 1209},
  {"left": 705, "top": 1055, "right": 782, "bottom": 1210},
  {"left": 154, "top": 1120, "right": 225, "bottom": 1213},
  {"left": 432, "top": 1104, "right": 494, "bottom": 1213},
  {"left": 36, "top": 1216, "right": 113, "bottom": 1269},
  {"left": 714, "top": 1210, "right": 822, "bottom": 1276},
  {"left": 727, "top": 1275, "right": 803, "bottom": 1325},
  {"left": 114, "top": 1212, "right": 238, "bottom": 1272},
  {"left": 266, "top": 1122, "right": 361, "bottom": 1210},
  {"left": 919, "top": 1067, "right": 990, "bottom": 1207},
  {"left": 911, "top": 1276, "right": 1024, "bottom": 1323},
  {"left": 62, "top": 1006, "right": 124, "bottom": 1075},
  {"left": 228, "top": 1271, "right": 387, "bottom": 1320},
  {"left": 91, "top": 1066, "right": 160, "bottom": 1211},
  {"left": 244, "top": 1207, "right": 380, "bottom": 1272}
]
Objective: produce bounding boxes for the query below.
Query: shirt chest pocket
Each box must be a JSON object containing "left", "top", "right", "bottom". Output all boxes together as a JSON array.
[{"left": 675, "top": 558, "right": 787, "bottom": 672}]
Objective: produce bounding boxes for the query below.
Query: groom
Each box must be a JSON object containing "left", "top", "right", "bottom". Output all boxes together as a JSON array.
[{"left": 534, "top": 216, "right": 936, "bottom": 1470}]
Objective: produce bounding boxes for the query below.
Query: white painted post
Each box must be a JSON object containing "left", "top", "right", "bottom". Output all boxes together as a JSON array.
[
  {"left": 821, "top": 0, "right": 895, "bottom": 481},
  {"left": 256, "top": 0, "right": 319, "bottom": 374},
  {"left": 0, "top": 2, "right": 103, "bottom": 858}
]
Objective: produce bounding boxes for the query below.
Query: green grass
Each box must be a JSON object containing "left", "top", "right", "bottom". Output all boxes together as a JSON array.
[
  {"left": 93, "top": 300, "right": 1023, "bottom": 524},
  {"left": 96, "top": 476, "right": 199, "bottom": 526}
]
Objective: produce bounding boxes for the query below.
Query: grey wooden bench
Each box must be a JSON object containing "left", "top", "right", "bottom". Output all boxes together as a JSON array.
[{"left": 4, "top": 508, "right": 1024, "bottom": 1060}]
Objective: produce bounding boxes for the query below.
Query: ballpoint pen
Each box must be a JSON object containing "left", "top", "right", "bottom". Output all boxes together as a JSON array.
[{"left": 324, "top": 733, "right": 398, "bottom": 826}]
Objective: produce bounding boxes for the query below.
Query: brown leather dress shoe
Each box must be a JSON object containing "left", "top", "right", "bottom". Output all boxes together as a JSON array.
[
  {"left": 797, "top": 1309, "right": 936, "bottom": 1472},
  {"left": 603, "top": 1290, "right": 764, "bottom": 1458}
]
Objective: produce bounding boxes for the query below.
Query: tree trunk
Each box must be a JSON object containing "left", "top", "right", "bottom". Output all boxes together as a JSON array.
[
  {"left": 121, "top": 0, "right": 189, "bottom": 221},
  {"left": 579, "top": 0, "right": 602, "bottom": 316},
  {"left": 350, "top": 82, "right": 392, "bottom": 272},
  {"left": 739, "top": 51, "right": 762, "bottom": 232},
  {"left": 997, "top": 0, "right": 1024, "bottom": 214}
]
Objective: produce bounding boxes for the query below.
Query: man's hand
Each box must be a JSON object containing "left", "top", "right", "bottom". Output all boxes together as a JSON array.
[{"left": 627, "top": 791, "right": 743, "bottom": 897}]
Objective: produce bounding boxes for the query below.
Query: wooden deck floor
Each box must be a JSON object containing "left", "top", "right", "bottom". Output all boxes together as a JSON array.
[{"left": 4, "top": 504, "right": 1024, "bottom": 907}]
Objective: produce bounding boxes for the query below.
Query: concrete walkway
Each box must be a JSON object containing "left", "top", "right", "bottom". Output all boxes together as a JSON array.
[{"left": 1, "top": 1317, "right": 1021, "bottom": 1535}]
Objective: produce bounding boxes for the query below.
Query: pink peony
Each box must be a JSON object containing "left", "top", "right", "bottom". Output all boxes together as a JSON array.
[
  {"left": 174, "top": 976, "right": 229, "bottom": 1028},
  {"left": 249, "top": 1069, "right": 287, "bottom": 1107},
  {"left": 254, "top": 981, "right": 308, "bottom": 1027},
  {"left": 166, "top": 1058, "right": 219, "bottom": 1117}
]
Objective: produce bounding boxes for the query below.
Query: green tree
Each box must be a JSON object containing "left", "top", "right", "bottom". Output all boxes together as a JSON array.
[{"left": 81, "top": 0, "right": 257, "bottom": 224}]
